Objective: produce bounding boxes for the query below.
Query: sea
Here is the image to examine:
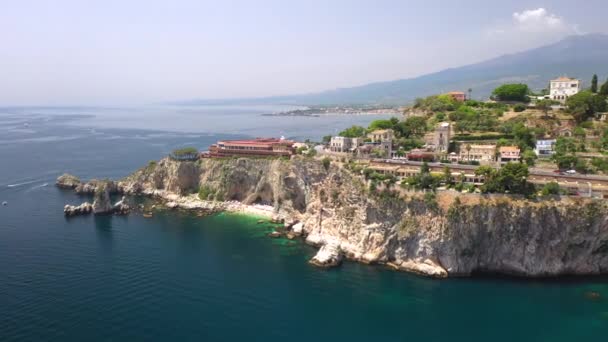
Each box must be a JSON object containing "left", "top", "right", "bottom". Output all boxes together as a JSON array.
[{"left": 1, "top": 104, "right": 607, "bottom": 341}]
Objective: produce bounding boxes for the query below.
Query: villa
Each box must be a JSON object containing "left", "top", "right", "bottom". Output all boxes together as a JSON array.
[
  {"left": 499, "top": 146, "right": 520, "bottom": 164},
  {"left": 459, "top": 144, "right": 496, "bottom": 163},
  {"left": 208, "top": 138, "right": 295, "bottom": 158},
  {"left": 329, "top": 136, "right": 363, "bottom": 153},
  {"left": 550, "top": 76, "right": 581, "bottom": 102},
  {"left": 447, "top": 91, "right": 466, "bottom": 102},
  {"left": 368, "top": 129, "right": 394, "bottom": 143}
]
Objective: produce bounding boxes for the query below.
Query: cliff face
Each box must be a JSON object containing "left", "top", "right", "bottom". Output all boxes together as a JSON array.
[{"left": 112, "top": 157, "right": 608, "bottom": 277}]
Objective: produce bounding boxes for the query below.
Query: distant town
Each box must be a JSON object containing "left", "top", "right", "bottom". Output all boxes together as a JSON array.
[
  {"left": 262, "top": 105, "right": 402, "bottom": 117},
  {"left": 185, "top": 74, "right": 608, "bottom": 199}
]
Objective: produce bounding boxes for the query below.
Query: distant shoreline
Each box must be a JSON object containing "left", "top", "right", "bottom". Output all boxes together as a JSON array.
[{"left": 262, "top": 107, "right": 402, "bottom": 117}]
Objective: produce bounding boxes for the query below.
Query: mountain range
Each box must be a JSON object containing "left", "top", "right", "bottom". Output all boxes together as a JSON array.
[{"left": 182, "top": 33, "right": 608, "bottom": 106}]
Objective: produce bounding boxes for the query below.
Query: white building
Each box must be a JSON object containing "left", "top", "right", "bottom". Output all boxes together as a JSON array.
[
  {"left": 329, "top": 137, "right": 362, "bottom": 153},
  {"left": 459, "top": 144, "right": 496, "bottom": 163},
  {"left": 499, "top": 146, "right": 520, "bottom": 164},
  {"left": 550, "top": 77, "right": 581, "bottom": 102},
  {"left": 535, "top": 139, "right": 556, "bottom": 157}
]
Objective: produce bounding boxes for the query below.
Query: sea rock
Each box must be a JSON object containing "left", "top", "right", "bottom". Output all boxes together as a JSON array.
[
  {"left": 64, "top": 202, "right": 92, "bottom": 216},
  {"left": 112, "top": 196, "right": 130, "bottom": 215},
  {"left": 309, "top": 243, "right": 343, "bottom": 268},
  {"left": 391, "top": 258, "right": 448, "bottom": 278},
  {"left": 56, "top": 174, "right": 81, "bottom": 189},
  {"left": 92, "top": 184, "right": 113, "bottom": 215},
  {"left": 75, "top": 179, "right": 120, "bottom": 195},
  {"left": 268, "top": 231, "right": 282, "bottom": 238},
  {"left": 291, "top": 222, "right": 304, "bottom": 235}
]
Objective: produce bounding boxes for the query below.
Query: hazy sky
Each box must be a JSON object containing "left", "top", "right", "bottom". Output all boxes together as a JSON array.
[{"left": 1, "top": 0, "right": 606, "bottom": 105}]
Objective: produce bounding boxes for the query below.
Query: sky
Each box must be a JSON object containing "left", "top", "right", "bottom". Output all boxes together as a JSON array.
[{"left": 1, "top": 0, "right": 607, "bottom": 105}]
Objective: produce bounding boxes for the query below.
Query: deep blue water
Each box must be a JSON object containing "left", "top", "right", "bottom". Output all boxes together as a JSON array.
[{"left": 1, "top": 106, "right": 608, "bottom": 341}]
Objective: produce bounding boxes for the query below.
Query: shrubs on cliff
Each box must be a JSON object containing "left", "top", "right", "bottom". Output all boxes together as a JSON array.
[
  {"left": 474, "top": 163, "right": 535, "bottom": 196},
  {"left": 198, "top": 185, "right": 224, "bottom": 201},
  {"left": 322, "top": 157, "right": 331, "bottom": 171},
  {"left": 540, "top": 182, "right": 561, "bottom": 196}
]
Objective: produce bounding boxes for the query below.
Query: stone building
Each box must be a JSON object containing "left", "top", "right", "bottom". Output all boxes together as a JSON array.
[
  {"left": 459, "top": 144, "right": 496, "bottom": 163},
  {"left": 329, "top": 137, "right": 363, "bottom": 153}
]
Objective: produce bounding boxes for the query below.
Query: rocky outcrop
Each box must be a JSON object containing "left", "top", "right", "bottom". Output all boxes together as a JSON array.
[
  {"left": 57, "top": 157, "right": 608, "bottom": 278},
  {"left": 64, "top": 202, "right": 92, "bottom": 216},
  {"left": 56, "top": 174, "right": 81, "bottom": 189},
  {"left": 112, "top": 196, "right": 131, "bottom": 215},
  {"left": 92, "top": 183, "right": 113, "bottom": 215},
  {"left": 310, "top": 242, "right": 343, "bottom": 268}
]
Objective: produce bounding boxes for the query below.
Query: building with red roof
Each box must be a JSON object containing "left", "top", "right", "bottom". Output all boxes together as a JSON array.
[{"left": 208, "top": 138, "right": 295, "bottom": 158}]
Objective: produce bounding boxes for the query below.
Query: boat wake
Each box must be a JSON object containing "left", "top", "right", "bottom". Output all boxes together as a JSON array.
[
  {"left": 26, "top": 183, "right": 49, "bottom": 191},
  {"left": 7, "top": 179, "right": 42, "bottom": 188}
]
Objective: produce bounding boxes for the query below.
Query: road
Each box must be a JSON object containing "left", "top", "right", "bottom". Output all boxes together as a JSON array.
[{"left": 368, "top": 159, "right": 608, "bottom": 188}]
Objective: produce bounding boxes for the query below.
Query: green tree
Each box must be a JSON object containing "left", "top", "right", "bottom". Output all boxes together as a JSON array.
[
  {"left": 338, "top": 125, "right": 366, "bottom": 138},
  {"left": 395, "top": 116, "right": 427, "bottom": 138},
  {"left": 522, "top": 149, "right": 537, "bottom": 166},
  {"left": 442, "top": 166, "right": 453, "bottom": 187},
  {"left": 512, "top": 123, "right": 535, "bottom": 150},
  {"left": 322, "top": 135, "right": 332, "bottom": 144},
  {"left": 601, "top": 78, "right": 608, "bottom": 96},
  {"left": 567, "top": 90, "right": 608, "bottom": 123},
  {"left": 492, "top": 84, "right": 530, "bottom": 102},
  {"left": 541, "top": 182, "right": 561, "bottom": 196},
  {"left": 368, "top": 118, "right": 396, "bottom": 131},
  {"left": 475, "top": 163, "right": 531, "bottom": 195},
  {"left": 591, "top": 74, "right": 599, "bottom": 93}
]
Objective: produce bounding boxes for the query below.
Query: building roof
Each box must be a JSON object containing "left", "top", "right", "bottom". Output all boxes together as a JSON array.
[
  {"left": 369, "top": 129, "right": 393, "bottom": 134},
  {"left": 465, "top": 144, "right": 496, "bottom": 149},
  {"left": 438, "top": 122, "right": 450, "bottom": 128},
  {"left": 499, "top": 146, "right": 520, "bottom": 153},
  {"left": 552, "top": 76, "right": 578, "bottom": 82},
  {"left": 447, "top": 91, "right": 465, "bottom": 95},
  {"left": 217, "top": 138, "right": 294, "bottom": 147}
]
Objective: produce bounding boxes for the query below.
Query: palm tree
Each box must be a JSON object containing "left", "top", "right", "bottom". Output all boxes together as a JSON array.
[
  {"left": 467, "top": 88, "right": 472, "bottom": 101},
  {"left": 466, "top": 144, "right": 472, "bottom": 162}
]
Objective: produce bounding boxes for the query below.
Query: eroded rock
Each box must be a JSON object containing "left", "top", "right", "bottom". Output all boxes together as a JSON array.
[
  {"left": 64, "top": 202, "right": 92, "bottom": 216},
  {"left": 310, "top": 243, "right": 343, "bottom": 268}
]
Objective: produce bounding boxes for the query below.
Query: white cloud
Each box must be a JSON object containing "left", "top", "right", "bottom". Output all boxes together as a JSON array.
[
  {"left": 482, "top": 8, "right": 581, "bottom": 54},
  {"left": 512, "top": 8, "right": 569, "bottom": 33},
  {"left": 487, "top": 8, "right": 579, "bottom": 37}
]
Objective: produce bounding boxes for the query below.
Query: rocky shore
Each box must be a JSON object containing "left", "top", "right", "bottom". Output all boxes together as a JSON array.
[{"left": 56, "top": 157, "right": 608, "bottom": 278}]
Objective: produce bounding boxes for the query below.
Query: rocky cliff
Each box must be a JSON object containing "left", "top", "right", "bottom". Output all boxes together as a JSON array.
[{"left": 59, "top": 157, "right": 608, "bottom": 278}]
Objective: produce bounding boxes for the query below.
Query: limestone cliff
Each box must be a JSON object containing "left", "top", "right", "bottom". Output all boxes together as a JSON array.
[{"left": 64, "top": 157, "right": 608, "bottom": 278}]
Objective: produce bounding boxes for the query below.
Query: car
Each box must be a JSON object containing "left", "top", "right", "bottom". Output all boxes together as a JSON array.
[{"left": 565, "top": 170, "right": 577, "bottom": 175}]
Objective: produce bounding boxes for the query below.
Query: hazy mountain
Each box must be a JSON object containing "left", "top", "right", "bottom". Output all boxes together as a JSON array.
[{"left": 182, "top": 34, "right": 608, "bottom": 106}]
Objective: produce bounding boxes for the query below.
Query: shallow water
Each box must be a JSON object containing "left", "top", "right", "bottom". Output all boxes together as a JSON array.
[{"left": 1, "top": 106, "right": 608, "bottom": 341}]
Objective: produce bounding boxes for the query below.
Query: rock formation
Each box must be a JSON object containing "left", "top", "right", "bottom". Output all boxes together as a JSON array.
[
  {"left": 56, "top": 173, "right": 81, "bottom": 189},
  {"left": 92, "top": 183, "right": 113, "bottom": 215},
  {"left": 57, "top": 157, "right": 608, "bottom": 278},
  {"left": 309, "top": 242, "right": 343, "bottom": 268},
  {"left": 64, "top": 202, "right": 92, "bottom": 216}
]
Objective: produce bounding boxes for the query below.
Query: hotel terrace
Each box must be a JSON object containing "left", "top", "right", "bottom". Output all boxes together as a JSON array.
[{"left": 207, "top": 138, "right": 296, "bottom": 158}]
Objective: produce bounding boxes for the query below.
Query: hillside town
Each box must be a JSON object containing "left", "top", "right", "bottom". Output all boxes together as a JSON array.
[{"left": 191, "top": 75, "right": 608, "bottom": 199}]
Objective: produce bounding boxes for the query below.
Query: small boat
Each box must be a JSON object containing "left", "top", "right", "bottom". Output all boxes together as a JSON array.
[{"left": 2, "top": 201, "right": 7, "bottom": 206}]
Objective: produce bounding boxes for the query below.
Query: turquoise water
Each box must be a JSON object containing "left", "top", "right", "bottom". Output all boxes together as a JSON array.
[{"left": 1, "top": 107, "right": 608, "bottom": 341}]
